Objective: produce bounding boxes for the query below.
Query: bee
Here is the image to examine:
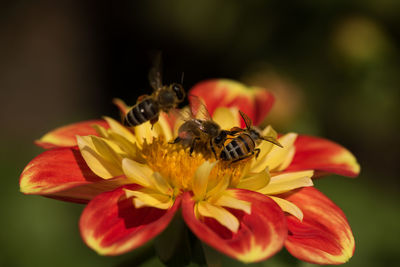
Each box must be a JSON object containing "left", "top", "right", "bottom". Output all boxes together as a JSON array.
[
  {"left": 123, "top": 55, "right": 185, "bottom": 127},
  {"left": 170, "top": 97, "right": 230, "bottom": 158},
  {"left": 220, "top": 110, "right": 283, "bottom": 162}
]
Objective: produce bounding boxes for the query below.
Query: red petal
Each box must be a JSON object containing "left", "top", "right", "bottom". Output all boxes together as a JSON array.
[
  {"left": 19, "top": 147, "right": 126, "bottom": 203},
  {"left": 189, "top": 79, "right": 275, "bottom": 126},
  {"left": 284, "top": 187, "right": 355, "bottom": 264},
  {"left": 35, "top": 120, "right": 109, "bottom": 149},
  {"left": 80, "top": 185, "right": 180, "bottom": 255},
  {"left": 182, "top": 189, "right": 287, "bottom": 263},
  {"left": 285, "top": 135, "right": 360, "bottom": 177}
]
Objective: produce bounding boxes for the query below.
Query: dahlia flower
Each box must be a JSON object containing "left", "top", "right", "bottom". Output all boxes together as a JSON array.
[{"left": 20, "top": 79, "right": 360, "bottom": 265}]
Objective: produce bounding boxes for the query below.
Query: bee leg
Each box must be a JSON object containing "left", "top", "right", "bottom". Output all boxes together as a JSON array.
[
  {"left": 255, "top": 148, "right": 261, "bottom": 159},
  {"left": 150, "top": 117, "right": 159, "bottom": 129},
  {"left": 209, "top": 139, "right": 218, "bottom": 159},
  {"left": 120, "top": 112, "right": 126, "bottom": 125},
  {"left": 169, "top": 137, "right": 181, "bottom": 144},
  {"left": 189, "top": 138, "right": 200, "bottom": 156},
  {"left": 137, "top": 94, "right": 150, "bottom": 103}
]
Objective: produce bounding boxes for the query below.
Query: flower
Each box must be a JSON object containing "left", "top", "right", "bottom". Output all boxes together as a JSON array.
[{"left": 20, "top": 79, "right": 360, "bottom": 265}]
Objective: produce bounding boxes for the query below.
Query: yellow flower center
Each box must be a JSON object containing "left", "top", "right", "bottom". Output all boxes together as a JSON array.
[
  {"left": 140, "top": 138, "right": 249, "bottom": 191},
  {"left": 77, "top": 116, "right": 313, "bottom": 223}
]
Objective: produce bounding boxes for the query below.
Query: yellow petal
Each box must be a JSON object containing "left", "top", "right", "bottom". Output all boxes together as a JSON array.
[
  {"left": 103, "top": 116, "right": 137, "bottom": 144},
  {"left": 269, "top": 196, "right": 303, "bottom": 221},
  {"left": 276, "top": 145, "right": 295, "bottom": 171},
  {"left": 91, "top": 136, "right": 124, "bottom": 167},
  {"left": 214, "top": 191, "right": 251, "bottom": 214},
  {"left": 92, "top": 124, "right": 109, "bottom": 138},
  {"left": 255, "top": 126, "right": 279, "bottom": 161},
  {"left": 133, "top": 114, "right": 173, "bottom": 145},
  {"left": 147, "top": 172, "right": 172, "bottom": 195},
  {"left": 206, "top": 174, "right": 230, "bottom": 200},
  {"left": 77, "top": 135, "right": 123, "bottom": 179},
  {"left": 192, "top": 161, "right": 216, "bottom": 200},
  {"left": 251, "top": 133, "right": 297, "bottom": 172},
  {"left": 259, "top": 170, "right": 314, "bottom": 195},
  {"left": 107, "top": 132, "right": 143, "bottom": 161},
  {"left": 212, "top": 107, "right": 239, "bottom": 130},
  {"left": 124, "top": 188, "right": 172, "bottom": 209},
  {"left": 122, "top": 158, "right": 153, "bottom": 187},
  {"left": 153, "top": 113, "right": 173, "bottom": 141},
  {"left": 134, "top": 121, "right": 155, "bottom": 146},
  {"left": 197, "top": 201, "right": 240, "bottom": 233},
  {"left": 236, "top": 169, "right": 270, "bottom": 191},
  {"left": 132, "top": 198, "right": 147, "bottom": 209}
]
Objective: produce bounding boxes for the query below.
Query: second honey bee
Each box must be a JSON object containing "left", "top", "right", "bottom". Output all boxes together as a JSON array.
[
  {"left": 124, "top": 56, "right": 185, "bottom": 128},
  {"left": 220, "top": 111, "right": 283, "bottom": 162},
  {"left": 170, "top": 97, "right": 229, "bottom": 158}
]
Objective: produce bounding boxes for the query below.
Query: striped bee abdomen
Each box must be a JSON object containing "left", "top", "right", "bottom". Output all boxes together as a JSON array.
[
  {"left": 124, "top": 98, "right": 159, "bottom": 126},
  {"left": 220, "top": 134, "right": 254, "bottom": 161}
]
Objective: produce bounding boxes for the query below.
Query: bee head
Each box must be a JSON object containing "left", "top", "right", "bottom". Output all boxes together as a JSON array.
[
  {"left": 214, "top": 130, "right": 228, "bottom": 146},
  {"left": 171, "top": 83, "right": 185, "bottom": 102},
  {"left": 202, "top": 121, "right": 220, "bottom": 137},
  {"left": 249, "top": 127, "right": 261, "bottom": 142}
]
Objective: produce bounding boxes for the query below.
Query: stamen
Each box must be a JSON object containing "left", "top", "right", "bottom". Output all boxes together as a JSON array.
[{"left": 141, "top": 138, "right": 249, "bottom": 190}]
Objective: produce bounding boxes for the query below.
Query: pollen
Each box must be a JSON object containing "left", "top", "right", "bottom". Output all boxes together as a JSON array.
[{"left": 140, "top": 138, "right": 249, "bottom": 190}]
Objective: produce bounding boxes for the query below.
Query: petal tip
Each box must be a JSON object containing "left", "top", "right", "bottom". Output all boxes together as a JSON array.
[
  {"left": 284, "top": 187, "right": 355, "bottom": 265},
  {"left": 190, "top": 79, "right": 275, "bottom": 125}
]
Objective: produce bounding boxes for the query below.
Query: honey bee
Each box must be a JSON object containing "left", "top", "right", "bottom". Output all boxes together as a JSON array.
[
  {"left": 124, "top": 55, "right": 185, "bottom": 127},
  {"left": 220, "top": 111, "right": 283, "bottom": 162},
  {"left": 170, "top": 97, "right": 230, "bottom": 158}
]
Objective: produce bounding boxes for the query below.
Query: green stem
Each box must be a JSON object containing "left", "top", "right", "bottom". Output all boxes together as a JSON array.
[
  {"left": 154, "top": 212, "right": 192, "bottom": 266},
  {"left": 201, "top": 242, "right": 222, "bottom": 267}
]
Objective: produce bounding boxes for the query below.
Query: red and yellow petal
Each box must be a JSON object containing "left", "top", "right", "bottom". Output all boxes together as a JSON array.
[
  {"left": 283, "top": 187, "right": 355, "bottom": 265},
  {"left": 19, "top": 147, "right": 127, "bottom": 203},
  {"left": 35, "top": 120, "right": 109, "bottom": 149},
  {"left": 79, "top": 185, "right": 180, "bottom": 255},
  {"left": 190, "top": 79, "right": 275, "bottom": 126},
  {"left": 182, "top": 189, "right": 287, "bottom": 263},
  {"left": 285, "top": 135, "right": 360, "bottom": 177}
]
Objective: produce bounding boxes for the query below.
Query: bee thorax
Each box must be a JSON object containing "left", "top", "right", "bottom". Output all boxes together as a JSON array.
[{"left": 157, "top": 89, "right": 176, "bottom": 109}]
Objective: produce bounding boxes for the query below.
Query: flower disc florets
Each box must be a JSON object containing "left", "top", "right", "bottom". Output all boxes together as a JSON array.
[{"left": 141, "top": 138, "right": 248, "bottom": 190}]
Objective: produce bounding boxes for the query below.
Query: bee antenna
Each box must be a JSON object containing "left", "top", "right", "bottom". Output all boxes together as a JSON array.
[{"left": 180, "top": 72, "right": 185, "bottom": 84}]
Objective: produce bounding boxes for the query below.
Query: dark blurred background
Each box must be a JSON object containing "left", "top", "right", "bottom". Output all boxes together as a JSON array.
[{"left": 1, "top": 1, "right": 399, "bottom": 266}]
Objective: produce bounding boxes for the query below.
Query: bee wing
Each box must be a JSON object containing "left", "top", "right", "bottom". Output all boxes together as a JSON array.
[
  {"left": 229, "top": 126, "right": 244, "bottom": 135},
  {"left": 170, "top": 107, "right": 193, "bottom": 135},
  {"left": 239, "top": 110, "right": 253, "bottom": 129},
  {"left": 188, "top": 95, "right": 212, "bottom": 121},
  {"left": 176, "top": 120, "right": 201, "bottom": 146},
  {"left": 148, "top": 52, "right": 163, "bottom": 91},
  {"left": 261, "top": 135, "right": 283, "bottom": 148},
  {"left": 176, "top": 106, "right": 194, "bottom": 121}
]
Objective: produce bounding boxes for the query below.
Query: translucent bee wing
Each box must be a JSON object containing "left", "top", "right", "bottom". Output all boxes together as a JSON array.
[
  {"left": 261, "top": 135, "right": 283, "bottom": 148},
  {"left": 188, "top": 95, "right": 212, "bottom": 121},
  {"left": 239, "top": 110, "right": 253, "bottom": 129},
  {"left": 167, "top": 107, "right": 182, "bottom": 120},
  {"left": 176, "top": 106, "right": 194, "bottom": 121},
  {"left": 171, "top": 107, "right": 192, "bottom": 136},
  {"left": 148, "top": 52, "right": 163, "bottom": 91}
]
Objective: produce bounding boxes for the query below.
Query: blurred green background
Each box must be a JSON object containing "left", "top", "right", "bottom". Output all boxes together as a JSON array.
[{"left": 1, "top": 0, "right": 399, "bottom": 266}]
